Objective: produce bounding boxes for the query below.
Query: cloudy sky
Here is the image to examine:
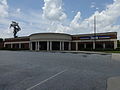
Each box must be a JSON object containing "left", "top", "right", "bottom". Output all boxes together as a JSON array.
[{"left": 0, "top": 0, "right": 120, "bottom": 39}]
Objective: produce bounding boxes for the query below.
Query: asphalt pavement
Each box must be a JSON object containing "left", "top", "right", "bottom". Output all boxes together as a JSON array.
[{"left": 0, "top": 51, "right": 120, "bottom": 90}]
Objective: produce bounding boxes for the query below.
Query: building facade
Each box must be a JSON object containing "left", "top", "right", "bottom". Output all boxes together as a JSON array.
[
  {"left": 4, "top": 32, "right": 117, "bottom": 51},
  {"left": 4, "top": 37, "right": 29, "bottom": 50}
]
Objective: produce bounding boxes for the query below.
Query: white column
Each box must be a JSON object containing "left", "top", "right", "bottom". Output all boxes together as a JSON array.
[
  {"left": 69, "top": 42, "right": 71, "bottom": 51},
  {"left": 60, "top": 41, "right": 62, "bottom": 51},
  {"left": 4, "top": 43, "right": 6, "bottom": 48},
  {"left": 38, "top": 41, "right": 40, "bottom": 51},
  {"left": 35, "top": 42, "right": 38, "bottom": 51},
  {"left": 84, "top": 43, "right": 86, "bottom": 49},
  {"left": 47, "top": 41, "right": 49, "bottom": 51},
  {"left": 103, "top": 43, "right": 105, "bottom": 49},
  {"left": 93, "top": 42, "right": 95, "bottom": 50},
  {"left": 19, "top": 43, "right": 21, "bottom": 49},
  {"left": 76, "top": 42, "right": 78, "bottom": 51},
  {"left": 29, "top": 42, "right": 32, "bottom": 50},
  {"left": 29, "top": 42, "right": 31, "bottom": 50},
  {"left": 50, "top": 41, "right": 52, "bottom": 51},
  {"left": 114, "top": 40, "right": 117, "bottom": 49},
  {"left": 11, "top": 44, "right": 13, "bottom": 48},
  {"left": 30, "top": 42, "right": 32, "bottom": 50},
  {"left": 62, "top": 42, "right": 64, "bottom": 51}
]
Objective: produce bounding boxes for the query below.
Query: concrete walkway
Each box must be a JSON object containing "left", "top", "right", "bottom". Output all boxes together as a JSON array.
[
  {"left": 112, "top": 53, "right": 120, "bottom": 61},
  {"left": 107, "top": 76, "right": 120, "bottom": 90}
]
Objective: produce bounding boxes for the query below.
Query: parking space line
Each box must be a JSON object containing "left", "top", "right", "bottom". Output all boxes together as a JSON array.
[{"left": 26, "top": 69, "right": 67, "bottom": 90}]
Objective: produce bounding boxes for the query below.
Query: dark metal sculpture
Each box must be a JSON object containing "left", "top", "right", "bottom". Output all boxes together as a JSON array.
[{"left": 10, "top": 21, "right": 21, "bottom": 38}]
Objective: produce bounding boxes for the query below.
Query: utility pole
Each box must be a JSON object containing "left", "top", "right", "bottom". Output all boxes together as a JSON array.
[
  {"left": 94, "top": 16, "right": 96, "bottom": 37},
  {"left": 93, "top": 16, "right": 96, "bottom": 50}
]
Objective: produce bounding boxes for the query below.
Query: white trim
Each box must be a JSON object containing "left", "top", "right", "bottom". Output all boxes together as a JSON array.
[
  {"left": 72, "top": 39, "right": 117, "bottom": 42},
  {"left": 4, "top": 41, "right": 29, "bottom": 44},
  {"left": 30, "top": 40, "right": 71, "bottom": 42}
]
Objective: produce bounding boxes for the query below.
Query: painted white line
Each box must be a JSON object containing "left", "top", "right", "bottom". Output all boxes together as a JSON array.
[{"left": 26, "top": 69, "right": 67, "bottom": 90}]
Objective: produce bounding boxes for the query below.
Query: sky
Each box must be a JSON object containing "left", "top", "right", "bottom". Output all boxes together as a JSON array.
[{"left": 0, "top": 0, "right": 120, "bottom": 39}]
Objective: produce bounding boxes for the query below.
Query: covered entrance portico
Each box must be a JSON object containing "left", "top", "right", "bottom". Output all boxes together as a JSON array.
[
  {"left": 29, "top": 33, "right": 72, "bottom": 51},
  {"left": 30, "top": 41, "right": 71, "bottom": 51}
]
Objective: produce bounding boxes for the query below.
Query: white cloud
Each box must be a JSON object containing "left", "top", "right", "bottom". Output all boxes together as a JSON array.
[
  {"left": 0, "top": 0, "right": 11, "bottom": 38},
  {"left": 16, "top": 8, "right": 21, "bottom": 13},
  {"left": 88, "top": 0, "right": 120, "bottom": 33},
  {"left": 90, "top": 2, "right": 99, "bottom": 10},
  {"left": 42, "top": 0, "right": 67, "bottom": 21},
  {"left": 0, "top": 0, "right": 120, "bottom": 39},
  {"left": 41, "top": 0, "right": 120, "bottom": 37},
  {"left": 91, "top": 5, "right": 95, "bottom": 8},
  {"left": 0, "top": 0, "right": 8, "bottom": 17},
  {"left": 66, "top": 0, "right": 120, "bottom": 35},
  {"left": 48, "top": 0, "right": 120, "bottom": 38},
  {"left": 70, "top": 12, "right": 81, "bottom": 29},
  {"left": 90, "top": 2, "right": 95, "bottom": 8}
]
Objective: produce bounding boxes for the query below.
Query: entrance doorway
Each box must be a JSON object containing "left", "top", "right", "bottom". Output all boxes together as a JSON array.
[
  {"left": 52, "top": 42, "right": 60, "bottom": 50},
  {"left": 32, "top": 42, "right": 36, "bottom": 50},
  {"left": 39, "top": 41, "right": 47, "bottom": 50}
]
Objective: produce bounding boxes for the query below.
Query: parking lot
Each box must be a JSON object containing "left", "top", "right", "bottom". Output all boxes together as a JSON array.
[{"left": 0, "top": 51, "right": 120, "bottom": 90}]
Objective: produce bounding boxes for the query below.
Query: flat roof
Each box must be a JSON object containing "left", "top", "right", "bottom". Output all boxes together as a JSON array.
[
  {"left": 72, "top": 32, "right": 117, "bottom": 37},
  {"left": 5, "top": 36, "right": 29, "bottom": 40},
  {"left": 30, "top": 32, "right": 71, "bottom": 37}
]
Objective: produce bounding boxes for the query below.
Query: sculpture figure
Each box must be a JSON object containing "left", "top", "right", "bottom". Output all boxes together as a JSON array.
[{"left": 10, "top": 21, "right": 21, "bottom": 38}]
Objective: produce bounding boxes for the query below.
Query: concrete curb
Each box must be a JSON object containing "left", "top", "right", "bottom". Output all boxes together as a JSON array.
[
  {"left": 59, "top": 51, "right": 111, "bottom": 55},
  {"left": 0, "top": 50, "right": 112, "bottom": 55},
  {"left": 32, "top": 50, "right": 111, "bottom": 55}
]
